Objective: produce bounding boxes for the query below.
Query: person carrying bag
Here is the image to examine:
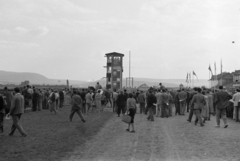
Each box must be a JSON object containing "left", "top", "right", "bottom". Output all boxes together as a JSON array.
[{"left": 124, "top": 93, "right": 136, "bottom": 133}]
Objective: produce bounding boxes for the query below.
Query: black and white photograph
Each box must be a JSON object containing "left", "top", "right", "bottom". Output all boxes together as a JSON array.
[{"left": 0, "top": 0, "right": 240, "bottom": 161}]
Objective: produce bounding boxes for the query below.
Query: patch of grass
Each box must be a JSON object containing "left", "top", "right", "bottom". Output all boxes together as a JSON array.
[{"left": 0, "top": 106, "right": 114, "bottom": 161}]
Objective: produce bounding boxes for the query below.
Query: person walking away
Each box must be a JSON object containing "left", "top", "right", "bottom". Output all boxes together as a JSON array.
[
  {"left": 160, "top": 89, "right": 170, "bottom": 118},
  {"left": 175, "top": 90, "right": 180, "bottom": 115},
  {"left": 32, "top": 89, "right": 38, "bottom": 111},
  {"left": 125, "top": 93, "right": 136, "bottom": 133},
  {"left": 69, "top": 90, "right": 86, "bottom": 122},
  {"left": 104, "top": 89, "right": 112, "bottom": 108},
  {"left": 0, "top": 93, "right": 5, "bottom": 133},
  {"left": 201, "top": 91, "right": 209, "bottom": 123},
  {"left": 138, "top": 91, "right": 146, "bottom": 114},
  {"left": 232, "top": 88, "right": 240, "bottom": 122},
  {"left": 190, "top": 88, "right": 205, "bottom": 127},
  {"left": 8, "top": 87, "right": 27, "bottom": 137},
  {"left": 178, "top": 88, "right": 187, "bottom": 115},
  {"left": 124, "top": 89, "right": 129, "bottom": 112},
  {"left": 95, "top": 90, "right": 102, "bottom": 113},
  {"left": 214, "top": 85, "right": 232, "bottom": 128},
  {"left": 147, "top": 90, "right": 157, "bottom": 121},
  {"left": 167, "top": 90, "right": 173, "bottom": 117},
  {"left": 27, "top": 86, "right": 33, "bottom": 108},
  {"left": 85, "top": 90, "right": 93, "bottom": 114},
  {"left": 113, "top": 89, "right": 118, "bottom": 113},
  {"left": 37, "top": 89, "right": 43, "bottom": 111},
  {"left": 186, "top": 90, "right": 191, "bottom": 112},
  {"left": 117, "top": 91, "right": 126, "bottom": 117},
  {"left": 80, "top": 89, "right": 86, "bottom": 113},
  {"left": 3, "top": 87, "right": 13, "bottom": 114},
  {"left": 187, "top": 88, "right": 198, "bottom": 122},
  {"left": 43, "top": 89, "right": 49, "bottom": 109},
  {"left": 55, "top": 90, "right": 59, "bottom": 111},
  {"left": 49, "top": 89, "right": 57, "bottom": 114},
  {"left": 155, "top": 89, "right": 162, "bottom": 117},
  {"left": 207, "top": 90, "right": 214, "bottom": 121},
  {"left": 59, "top": 89, "right": 65, "bottom": 108}
]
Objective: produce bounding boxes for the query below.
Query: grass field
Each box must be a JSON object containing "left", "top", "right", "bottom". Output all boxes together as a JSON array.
[{"left": 0, "top": 106, "right": 114, "bottom": 161}]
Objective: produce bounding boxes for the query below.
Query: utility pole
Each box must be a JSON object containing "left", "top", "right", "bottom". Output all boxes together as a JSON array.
[{"left": 129, "top": 51, "right": 131, "bottom": 88}]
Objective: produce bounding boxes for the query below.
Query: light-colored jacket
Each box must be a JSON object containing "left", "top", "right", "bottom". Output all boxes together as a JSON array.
[
  {"left": 233, "top": 92, "right": 240, "bottom": 106},
  {"left": 155, "top": 92, "right": 162, "bottom": 104},
  {"left": 10, "top": 93, "right": 24, "bottom": 115},
  {"left": 85, "top": 93, "right": 92, "bottom": 103}
]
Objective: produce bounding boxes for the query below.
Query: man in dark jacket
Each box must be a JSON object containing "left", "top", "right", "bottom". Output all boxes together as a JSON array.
[
  {"left": 70, "top": 90, "right": 85, "bottom": 122},
  {"left": 117, "top": 91, "right": 126, "bottom": 117},
  {"left": 187, "top": 87, "right": 198, "bottom": 122},
  {"left": 190, "top": 88, "right": 206, "bottom": 127},
  {"left": 147, "top": 90, "right": 157, "bottom": 121},
  {"left": 59, "top": 89, "right": 64, "bottom": 108},
  {"left": 175, "top": 90, "right": 180, "bottom": 115},
  {"left": 0, "top": 93, "right": 5, "bottom": 133},
  {"left": 32, "top": 89, "right": 39, "bottom": 111},
  {"left": 3, "top": 87, "right": 13, "bottom": 114},
  {"left": 214, "top": 85, "right": 231, "bottom": 128}
]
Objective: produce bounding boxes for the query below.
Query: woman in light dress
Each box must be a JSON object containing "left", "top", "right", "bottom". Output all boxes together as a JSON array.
[
  {"left": 201, "top": 91, "right": 209, "bottom": 123},
  {"left": 95, "top": 90, "right": 102, "bottom": 113}
]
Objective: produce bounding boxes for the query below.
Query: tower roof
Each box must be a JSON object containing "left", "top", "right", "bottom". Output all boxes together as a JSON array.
[{"left": 105, "top": 52, "right": 124, "bottom": 57}]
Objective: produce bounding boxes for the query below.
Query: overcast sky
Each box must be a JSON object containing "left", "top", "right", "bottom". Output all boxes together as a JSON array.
[{"left": 0, "top": 0, "right": 240, "bottom": 81}]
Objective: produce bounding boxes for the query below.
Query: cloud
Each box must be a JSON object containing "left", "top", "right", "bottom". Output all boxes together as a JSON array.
[
  {"left": 0, "top": 41, "right": 39, "bottom": 49},
  {"left": 0, "top": 29, "right": 11, "bottom": 35},
  {"left": 14, "top": 26, "right": 28, "bottom": 34},
  {"left": 35, "top": 26, "right": 49, "bottom": 37}
]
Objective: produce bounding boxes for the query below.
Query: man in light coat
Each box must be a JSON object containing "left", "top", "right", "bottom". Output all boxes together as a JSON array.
[
  {"left": 232, "top": 88, "right": 240, "bottom": 122},
  {"left": 9, "top": 87, "right": 27, "bottom": 137}
]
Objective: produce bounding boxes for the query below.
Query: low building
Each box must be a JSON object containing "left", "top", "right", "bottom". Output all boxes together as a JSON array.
[
  {"left": 232, "top": 70, "right": 240, "bottom": 88},
  {"left": 210, "top": 72, "right": 233, "bottom": 88},
  {"left": 137, "top": 84, "right": 150, "bottom": 92}
]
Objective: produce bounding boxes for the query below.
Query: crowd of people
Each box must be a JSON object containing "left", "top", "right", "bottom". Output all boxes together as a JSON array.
[{"left": 0, "top": 81, "right": 239, "bottom": 137}]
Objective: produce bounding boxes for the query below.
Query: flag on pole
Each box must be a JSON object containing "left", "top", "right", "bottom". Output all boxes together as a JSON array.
[
  {"left": 193, "top": 71, "right": 198, "bottom": 80},
  {"left": 208, "top": 64, "right": 213, "bottom": 75},
  {"left": 214, "top": 61, "right": 217, "bottom": 80},
  {"left": 186, "top": 73, "right": 188, "bottom": 83}
]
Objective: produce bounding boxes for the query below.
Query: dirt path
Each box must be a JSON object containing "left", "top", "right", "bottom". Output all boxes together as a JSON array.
[{"left": 63, "top": 110, "right": 240, "bottom": 161}]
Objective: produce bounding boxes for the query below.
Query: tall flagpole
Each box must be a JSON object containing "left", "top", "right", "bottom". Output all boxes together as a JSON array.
[{"left": 129, "top": 51, "right": 131, "bottom": 88}]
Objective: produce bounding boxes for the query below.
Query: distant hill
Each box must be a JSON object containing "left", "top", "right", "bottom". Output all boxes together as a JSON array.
[
  {"left": 0, "top": 70, "right": 209, "bottom": 88},
  {"left": 78, "top": 78, "right": 209, "bottom": 88},
  {"left": 0, "top": 70, "right": 85, "bottom": 85}
]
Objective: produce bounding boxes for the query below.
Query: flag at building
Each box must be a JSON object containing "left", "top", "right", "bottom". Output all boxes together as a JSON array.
[
  {"left": 193, "top": 71, "right": 198, "bottom": 80},
  {"left": 186, "top": 73, "right": 188, "bottom": 83},
  {"left": 214, "top": 61, "right": 217, "bottom": 80},
  {"left": 208, "top": 64, "right": 213, "bottom": 75}
]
